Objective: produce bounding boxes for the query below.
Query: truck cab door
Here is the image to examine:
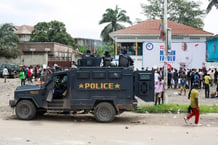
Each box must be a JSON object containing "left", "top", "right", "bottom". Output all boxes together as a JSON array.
[
  {"left": 43, "top": 76, "right": 54, "bottom": 102},
  {"left": 134, "top": 71, "right": 154, "bottom": 101},
  {"left": 44, "top": 72, "right": 70, "bottom": 109}
]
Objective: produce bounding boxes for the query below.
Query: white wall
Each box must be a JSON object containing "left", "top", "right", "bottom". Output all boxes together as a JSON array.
[
  {"left": 0, "top": 54, "right": 47, "bottom": 66},
  {"left": 22, "top": 54, "right": 47, "bottom": 66}
]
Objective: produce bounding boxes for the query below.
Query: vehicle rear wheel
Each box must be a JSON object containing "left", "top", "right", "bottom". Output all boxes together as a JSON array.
[
  {"left": 15, "top": 100, "right": 36, "bottom": 120},
  {"left": 94, "top": 102, "right": 116, "bottom": 122}
]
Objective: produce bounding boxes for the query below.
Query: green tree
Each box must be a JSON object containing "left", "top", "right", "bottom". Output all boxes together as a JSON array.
[
  {"left": 103, "top": 44, "right": 115, "bottom": 57},
  {"left": 207, "top": 0, "right": 218, "bottom": 13},
  {"left": 31, "top": 20, "right": 75, "bottom": 47},
  {"left": 94, "top": 44, "right": 115, "bottom": 57},
  {"left": 94, "top": 46, "right": 105, "bottom": 57},
  {"left": 0, "top": 23, "right": 21, "bottom": 58},
  {"left": 99, "top": 5, "right": 132, "bottom": 43},
  {"left": 78, "top": 45, "right": 87, "bottom": 54},
  {"left": 141, "top": 0, "right": 205, "bottom": 29}
]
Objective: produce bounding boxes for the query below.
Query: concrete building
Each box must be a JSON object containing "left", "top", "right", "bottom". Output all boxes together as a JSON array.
[
  {"left": 18, "top": 42, "right": 82, "bottom": 68},
  {"left": 110, "top": 19, "right": 213, "bottom": 70},
  {"left": 2, "top": 25, "right": 83, "bottom": 67},
  {"left": 75, "top": 38, "right": 103, "bottom": 52},
  {"left": 15, "top": 25, "right": 34, "bottom": 42}
]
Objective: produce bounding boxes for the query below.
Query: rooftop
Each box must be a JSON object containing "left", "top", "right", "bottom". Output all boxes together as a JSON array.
[
  {"left": 15, "top": 25, "right": 34, "bottom": 35},
  {"left": 111, "top": 19, "right": 213, "bottom": 36}
]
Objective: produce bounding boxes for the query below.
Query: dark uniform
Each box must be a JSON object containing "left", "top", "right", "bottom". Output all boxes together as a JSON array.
[
  {"left": 118, "top": 49, "right": 133, "bottom": 67},
  {"left": 102, "top": 51, "right": 113, "bottom": 67}
]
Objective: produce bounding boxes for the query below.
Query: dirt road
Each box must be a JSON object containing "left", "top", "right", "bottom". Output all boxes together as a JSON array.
[
  {"left": 0, "top": 78, "right": 218, "bottom": 145},
  {"left": 1, "top": 113, "right": 218, "bottom": 145}
]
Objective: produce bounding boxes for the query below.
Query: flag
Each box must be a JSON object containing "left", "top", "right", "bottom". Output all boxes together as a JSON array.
[
  {"left": 159, "top": 19, "right": 165, "bottom": 41},
  {"left": 115, "top": 42, "right": 118, "bottom": 56}
]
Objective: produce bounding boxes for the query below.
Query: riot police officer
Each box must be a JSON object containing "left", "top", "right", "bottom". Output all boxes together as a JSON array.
[
  {"left": 118, "top": 48, "right": 133, "bottom": 67},
  {"left": 102, "top": 51, "right": 113, "bottom": 67}
]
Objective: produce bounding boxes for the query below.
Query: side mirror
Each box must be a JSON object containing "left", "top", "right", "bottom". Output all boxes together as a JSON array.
[{"left": 46, "top": 90, "right": 53, "bottom": 102}]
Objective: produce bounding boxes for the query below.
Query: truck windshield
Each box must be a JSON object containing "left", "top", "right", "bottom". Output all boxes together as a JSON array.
[
  {"left": 44, "top": 73, "right": 52, "bottom": 84},
  {"left": 40, "top": 68, "right": 53, "bottom": 85}
]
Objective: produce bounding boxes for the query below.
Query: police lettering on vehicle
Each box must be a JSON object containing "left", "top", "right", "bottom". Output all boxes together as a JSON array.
[{"left": 79, "top": 82, "right": 120, "bottom": 90}]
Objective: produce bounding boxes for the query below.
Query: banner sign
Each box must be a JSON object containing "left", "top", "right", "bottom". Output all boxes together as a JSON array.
[
  {"left": 143, "top": 42, "right": 206, "bottom": 69},
  {"left": 207, "top": 38, "right": 218, "bottom": 62}
]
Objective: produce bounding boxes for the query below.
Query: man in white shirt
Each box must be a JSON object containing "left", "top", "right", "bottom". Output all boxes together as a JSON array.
[{"left": 3, "top": 67, "right": 9, "bottom": 83}]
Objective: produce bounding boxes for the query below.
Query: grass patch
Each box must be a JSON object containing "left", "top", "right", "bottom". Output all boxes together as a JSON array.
[{"left": 134, "top": 104, "right": 218, "bottom": 114}]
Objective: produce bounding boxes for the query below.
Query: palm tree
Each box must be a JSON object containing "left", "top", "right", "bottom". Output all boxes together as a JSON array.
[
  {"left": 0, "top": 23, "right": 20, "bottom": 58},
  {"left": 207, "top": 0, "right": 218, "bottom": 13},
  {"left": 99, "top": 5, "right": 132, "bottom": 43}
]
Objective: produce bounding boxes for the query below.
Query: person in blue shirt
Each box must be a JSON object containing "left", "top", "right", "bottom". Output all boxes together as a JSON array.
[
  {"left": 194, "top": 71, "right": 200, "bottom": 84},
  {"left": 168, "top": 69, "right": 172, "bottom": 88}
]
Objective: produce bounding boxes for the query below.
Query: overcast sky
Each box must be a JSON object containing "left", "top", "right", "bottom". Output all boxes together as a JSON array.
[{"left": 0, "top": 0, "right": 217, "bottom": 40}]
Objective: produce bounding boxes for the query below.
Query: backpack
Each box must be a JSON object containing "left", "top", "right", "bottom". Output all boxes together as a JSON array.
[{"left": 194, "top": 74, "right": 199, "bottom": 83}]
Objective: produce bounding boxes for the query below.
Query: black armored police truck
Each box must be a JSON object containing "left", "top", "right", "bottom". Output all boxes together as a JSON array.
[{"left": 9, "top": 56, "right": 154, "bottom": 122}]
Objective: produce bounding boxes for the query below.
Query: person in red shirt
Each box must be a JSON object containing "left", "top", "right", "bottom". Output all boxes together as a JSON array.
[{"left": 27, "top": 67, "right": 32, "bottom": 84}]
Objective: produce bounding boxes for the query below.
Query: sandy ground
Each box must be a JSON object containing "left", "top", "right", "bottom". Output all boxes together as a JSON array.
[{"left": 0, "top": 78, "right": 218, "bottom": 145}]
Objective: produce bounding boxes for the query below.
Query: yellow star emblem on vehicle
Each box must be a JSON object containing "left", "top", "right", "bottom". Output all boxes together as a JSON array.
[
  {"left": 115, "top": 83, "right": 120, "bottom": 89},
  {"left": 79, "top": 83, "right": 84, "bottom": 88}
]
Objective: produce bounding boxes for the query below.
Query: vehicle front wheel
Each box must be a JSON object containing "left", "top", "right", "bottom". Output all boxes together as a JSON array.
[
  {"left": 94, "top": 102, "right": 116, "bottom": 122},
  {"left": 15, "top": 100, "right": 36, "bottom": 120}
]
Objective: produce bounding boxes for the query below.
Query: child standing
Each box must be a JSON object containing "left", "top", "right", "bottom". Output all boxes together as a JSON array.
[
  {"left": 155, "top": 76, "right": 164, "bottom": 105},
  {"left": 179, "top": 77, "right": 186, "bottom": 95}
]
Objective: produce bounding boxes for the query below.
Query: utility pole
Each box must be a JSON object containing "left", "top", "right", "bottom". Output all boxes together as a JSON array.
[{"left": 163, "top": 0, "right": 168, "bottom": 104}]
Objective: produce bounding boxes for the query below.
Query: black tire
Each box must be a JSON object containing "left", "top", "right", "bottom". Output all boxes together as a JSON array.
[
  {"left": 94, "top": 102, "right": 116, "bottom": 122},
  {"left": 15, "top": 100, "right": 37, "bottom": 120}
]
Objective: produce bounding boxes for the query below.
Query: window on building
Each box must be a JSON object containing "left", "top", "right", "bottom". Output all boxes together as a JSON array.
[{"left": 119, "top": 42, "right": 143, "bottom": 56}]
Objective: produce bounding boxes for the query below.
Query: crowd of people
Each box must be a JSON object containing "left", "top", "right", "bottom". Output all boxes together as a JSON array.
[
  {"left": 154, "top": 66, "right": 218, "bottom": 101},
  {"left": 17, "top": 64, "right": 59, "bottom": 86},
  {"left": 154, "top": 65, "right": 218, "bottom": 126}
]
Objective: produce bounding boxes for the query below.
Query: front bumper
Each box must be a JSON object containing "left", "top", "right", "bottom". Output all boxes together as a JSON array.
[{"left": 9, "top": 100, "right": 16, "bottom": 107}]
